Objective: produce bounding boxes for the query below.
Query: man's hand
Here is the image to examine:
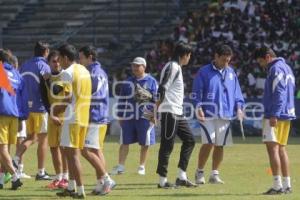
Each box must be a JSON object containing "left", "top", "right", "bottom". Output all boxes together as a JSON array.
[
  {"left": 197, "top": 109, "right": 205, "bottom": 122},
  {"left": 269, "top": 117, "right": 277, "bottom": 127},
  {"left": 51, "top": 115, "right": 62, "bottom": 126},
  {"left": 237, "top": 108, "right": 244, "bottom": 121}
]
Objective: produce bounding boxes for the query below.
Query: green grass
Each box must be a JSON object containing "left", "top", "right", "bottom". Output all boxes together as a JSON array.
[{"left": 1, "top": 136, "right": 300, "bottom": 200}]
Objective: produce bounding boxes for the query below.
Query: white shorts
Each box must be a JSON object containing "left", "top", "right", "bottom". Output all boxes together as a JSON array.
[
  {"left": 199, "top": 119, "right": 232, "bottom": 146},
  {"left": 84, "top": 124, "right": 104, "bottom": 149},
  {"left": 17, "top": 120, "right": 26, "bottom": 138}
]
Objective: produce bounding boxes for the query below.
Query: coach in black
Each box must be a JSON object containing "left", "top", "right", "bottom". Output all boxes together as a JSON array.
[{"left": 156, "top": 42, "right": 196, "bottom": 188}]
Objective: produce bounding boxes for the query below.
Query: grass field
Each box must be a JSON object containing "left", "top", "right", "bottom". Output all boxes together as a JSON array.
[{"left": 1, "top": 136, "right": 300, "bottom": 200}]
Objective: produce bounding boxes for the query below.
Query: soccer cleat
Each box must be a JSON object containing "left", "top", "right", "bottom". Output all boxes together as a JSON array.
[
  {"left": 4, "top": 173, "right": 12, "bottom": 184},
  {"left": 263, "top": 188, "right": 283, "bottom": 195},
  {"left": 72, "top": 193, "right": 86, "bottom": 199},
  {"left": 18, "top": 172, "right": 31, "bottom": 179},
  {"left": 46, "top": 179, "right": 60, "bottom": 189},
  {"left": 208, "top": 174, "right": 224, "bottom": 184},
  {"left": 157, "top": 182, "right": 176, "bottom": 189},
  {"left": 195, "top": 171, "right": 205, "bottom": 185},
  {"left": 98, "top": 179, "right": 116, "bottom": 195},
  {"left": 283, "top": 187, "right": 292, "bottom": 194},
  {"left": 58, "top": 179, "right": 68, "bottom": 189},
  {"left": 35, "top": 171, "right": 52, "bottom": 181},
  {"left": 56, "top": 189, "right": 75, "bottom": 197},
  {"left": 11, "top": 179, "right": 23, "bottom": 190},
  {"left": 137, "top": 166, "right": 145, "bottom": 175},
  {"left": 110, "top": 165, "right": 125, "bottom": 175},
  {"left": 175, "top": 178, "right": 198, "bottom": 187}
]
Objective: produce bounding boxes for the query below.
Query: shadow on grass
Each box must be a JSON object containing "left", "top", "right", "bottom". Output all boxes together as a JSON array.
[{"left": 136, "top": 192, "right": 262, "bottom": 197}]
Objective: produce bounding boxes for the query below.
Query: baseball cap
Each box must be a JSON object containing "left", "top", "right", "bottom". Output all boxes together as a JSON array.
[{"left": 131, "top": 57, "right": 146, "bottom": 67}]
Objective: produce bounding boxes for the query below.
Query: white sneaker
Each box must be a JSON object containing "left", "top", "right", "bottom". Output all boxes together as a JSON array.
[
  {"left": 208, "top": 174, "right": 224, "bottom": 184},
  {"left": 18, "top": 172, "right": 32, "bottom": 179},
  {"left": 109, "top": 165, "right": 125, "bottom": 175},
  {"left": 100, "top": 179, "right": 116, "bottom": 195},
  {"left": 195, "top": 170, "right": 205, "bottom": 184},
  {"left": 137, "top": 166, "right": 145, "bottom": 175}
]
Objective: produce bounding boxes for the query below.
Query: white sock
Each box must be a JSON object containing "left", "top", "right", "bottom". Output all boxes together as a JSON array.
[
  {"left": 211, "top": 170, "right": 219, "bottom": 176},
  {"left": 38, "top": 168, "right": 45, "bottom": 176},
  {"left": 103, "top": 173, "right": 111, "bottom": 181},
  {"left": 77, "top": 185, "right": 85, "bottom": 196},
  {"left": 0, "top": 173, "right": 4, "bottom": 184},
  {"left": 56, "top": 173, "right": 63, "bottom": 181},
  {"left": 62, "top": 172, "right": 69, "bottom": 180},
  {"left": 273, "top": 175, "right": 282, "bottom": 190},
  {"left": 159, "top": 176, "right": 167, "bottom": 186},
  {"left": 12, "top": 173, "right": 19, "bottom": 182},
  {"left": 14, "top": 156, "right": 20, "bottom": 165},
  {"left": 68, "top": 179, "right": 76, "bottom": 191},
  {"left": 178, "top": 168, "right": 187, "bottom": 180},
  {"left": 282, "top": 177, "right": 291, "bottom": 189},
  {"left": 139, "top": 165, "right": 145, "bottom": 169},
  {"left": 197, "top": 168, "right": 204, "bottom": 173},
  {"left": 18, "top": 164, "right": 24, "bottom": 173}
]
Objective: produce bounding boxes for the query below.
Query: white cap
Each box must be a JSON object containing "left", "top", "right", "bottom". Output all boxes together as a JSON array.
[{"left": 131, "top": 57, "right": 146, "bottom": 67}]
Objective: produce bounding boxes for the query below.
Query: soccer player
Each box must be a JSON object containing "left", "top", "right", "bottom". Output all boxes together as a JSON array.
[
  {"left": 111, "top": 57, "right": 157, "bottom": 176},
  {"left": 254, "top": 46, "right": 295, "bottom": 195},
  {"left": 156, "top": 42, "right": 196, "bottom": 188},
  {"left": 0, "top": 49, "right": 28, "bottom": 190},
  {"left": 79, "top": 45, "right": 115, "bottom": 195},
  {"left": 45, "top": 50, "right": 69, "bottom": 189},
  {"left": 192, "top": 44, "right": 244, "bottom": 185},
  {"left": 55, "top": 44, "right": 91, "bottom": 198},
  {"left": 14, "top": 41, "right": 52, "bottom": 180}
]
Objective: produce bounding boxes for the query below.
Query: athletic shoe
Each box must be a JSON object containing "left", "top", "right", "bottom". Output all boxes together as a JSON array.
[
  {"left": 58, "top": 179, "right": 68, "bottom": 189},
  {"left": 4, "top": 173, "right": 12, "bottom": 183},
  {"left": 175, "top": 178, "right": 197, "bottom": 187},
  {"left": 263, "top": 188, "right": 283, "bottom": 195},
  {"left": 195, "top": 170, "right": 205, "bottom": 185},
  {"left": 98, "top": 179, "right": 116, "bottom": 195},
  {"left": 46, "top": 179, "right": 60, "bottom": 189},
  {"left": 35, "top": 172, "right": 52, "bottom": 181},
  {"left": 56, "top": 189, "right": 75, "bottom": 197},
  {"left": 137, "top": 166, "right": 145, "bottom": 175},
  {"left": 18, "top": 172, "right": 31, "bottom": 179},
  {"left": 208, "top": 174, "right": 224, "bottom": 184},
  {"left": 283, "top": 187, "right": 292, "bottom": 194},
  {"left": 11, "top": 179, "right": 23, "bottom": 190},
  {"left": 157, "top": 182, "right": 176, "bottom": 189},
  {"left": 110, "top": 165, "right": 125, "bottom": 175}
]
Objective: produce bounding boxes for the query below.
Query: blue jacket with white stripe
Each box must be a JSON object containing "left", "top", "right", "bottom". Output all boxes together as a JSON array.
[
  {"left": 192, "top": 63, "right": 245, "bottom": 119},
  {"left": 263, "top": 58, "right": 296, "bottom": 120}
]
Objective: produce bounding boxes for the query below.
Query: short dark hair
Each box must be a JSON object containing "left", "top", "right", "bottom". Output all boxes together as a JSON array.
[
  {"left": 79, "top": 45, "right": 97, "bottom": 61},
  {"left": 172, "top": 42, "right": 193, "bottom": 61},
  {"left": 215, "top": 44, "right": 233, "bottom": 56},
  {"left": 34, "top": 41, "right": 49, "bottom": 57},
  {"left": 0, "top": 49, "right": 9, "bottom": 62},
  {"left": 57, "top": 44, "right": 78, "bottom": 62},
  {"left": 253, "top": 46, "right": 276, "bottom": 59},
  {"left": 47, "top": 50, "right": 59, "bottom": 62}
]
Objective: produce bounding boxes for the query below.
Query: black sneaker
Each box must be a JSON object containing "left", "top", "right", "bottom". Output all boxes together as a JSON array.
[
  {"left": 175, "top": 178, "right": 198, "bottom": 187},
  {"left": 35, "top": 172, "right": 52, "bottom": 181},
  {"left": 157, "top": 182, "right": 176, "bottom": 189},
  {"left": 263, "top": 188, "right": 283, "bottom": 195},
  {"left": 56, "top": 189, "right": 76, "bottom": 197},
  {"left": 11, "top": 179, "right": 23, "bottom": 190},
  {"left": 72, "top": 193, "right": 86, "bottom": 199},
  {"left": 283, "top": 187, "right": 292, "bottom": 194}
]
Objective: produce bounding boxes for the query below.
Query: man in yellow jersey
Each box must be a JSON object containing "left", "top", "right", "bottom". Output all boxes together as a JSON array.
[
  {"left": 54, "top": 44, "right": 91, "bottom": 199},
  {"left": 45, "top": 50, "right": 69, "bottom": 189}
]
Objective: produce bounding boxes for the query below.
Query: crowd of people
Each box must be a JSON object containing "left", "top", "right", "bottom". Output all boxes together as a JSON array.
[{"left": 145, "top": 0, "right": 300, "bottom": 98}]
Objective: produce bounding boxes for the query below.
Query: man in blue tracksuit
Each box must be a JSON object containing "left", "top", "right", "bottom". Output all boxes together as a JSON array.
[
  {"left": 79, "top": 46, "right": 115, "bottom": 195},
  {"left": 0, "top": 50, "right": 28, "bottom": 190},
  {"left": 192, "top": 44, "right": 244, "bottom": 185},
  {"left": 254, "top": 46, "right": 296, "bottom": 195}
]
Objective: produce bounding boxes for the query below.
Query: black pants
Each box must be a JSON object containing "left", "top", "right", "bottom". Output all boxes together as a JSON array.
[{"left": 156, "top": 112, "right": 195, "bottom": 177}]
